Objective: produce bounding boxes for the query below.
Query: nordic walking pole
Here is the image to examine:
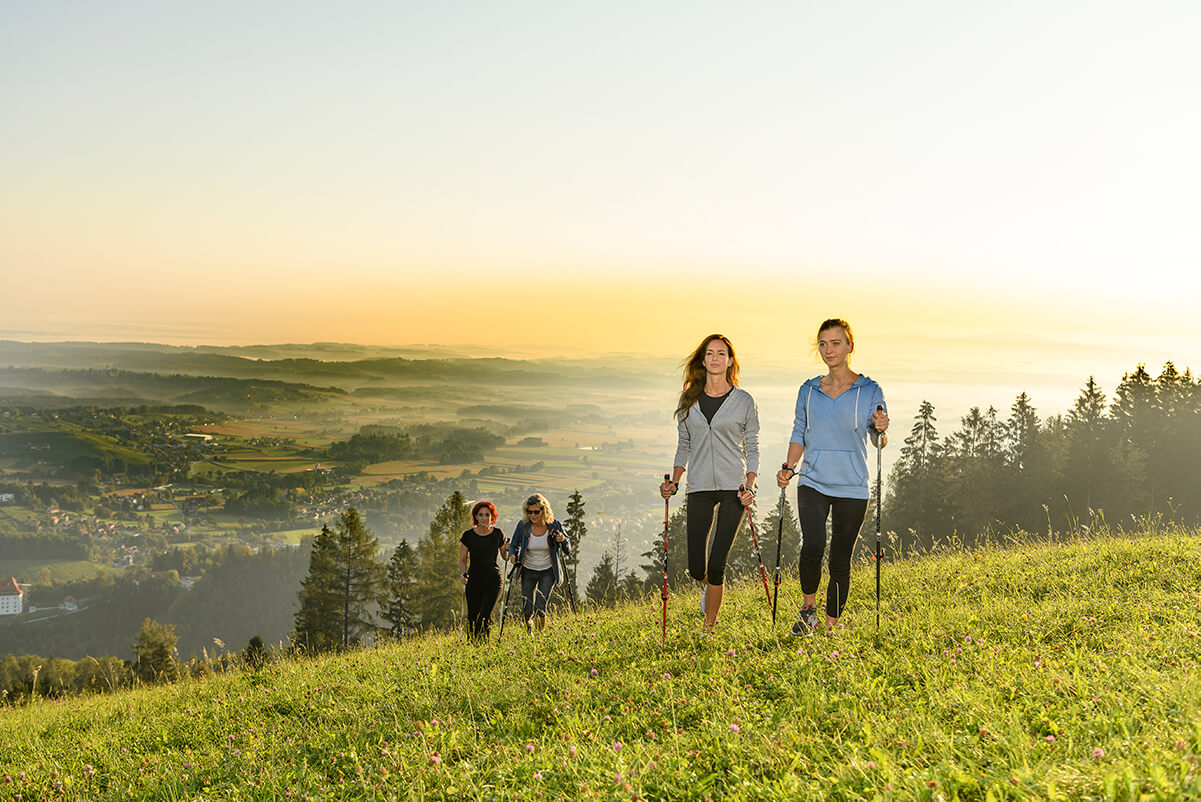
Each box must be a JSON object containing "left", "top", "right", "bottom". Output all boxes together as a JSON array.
[
  {"left": 772, "top": 486, "right": 786, "bottom": 625},
  {"left": 498, "top": 554, "right": 522, "bottom": 642},
  {"left": 460, "top": 589, "right": 468, "bottom": 641},
  {"left": 564, "top": 561, "right": 579, "bottom": 614},
  {"left": 740, "top": 485, "right": 773, "bottom": 610},
  {"left": 661, "top": 473, "right": 671, "bottom": 642},
  {"left": 875, "top": 404, "right": 884, "bottom": 634}
]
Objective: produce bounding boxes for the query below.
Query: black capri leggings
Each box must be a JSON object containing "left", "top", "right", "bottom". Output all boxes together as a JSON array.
[
  {"left": 686, "top": 490, "right": 744, "bottom": 586},
  {"left": 464, "top": 573, "right": 501, "bottom": 640},
  {"left": 797, "top": 484, "right": 868, "bottom": 619}
]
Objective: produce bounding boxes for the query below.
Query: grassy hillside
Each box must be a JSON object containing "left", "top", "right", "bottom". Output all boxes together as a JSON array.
[{"left": 2, "top": 530, "right": 1200, "bottom": 800}]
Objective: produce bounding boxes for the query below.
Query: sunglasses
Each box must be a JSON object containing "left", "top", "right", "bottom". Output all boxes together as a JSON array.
[{"left": 526, "top": 508, "right": 542, "bottom": 515}]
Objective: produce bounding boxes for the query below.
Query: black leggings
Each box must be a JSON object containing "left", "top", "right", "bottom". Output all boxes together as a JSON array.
[
  {"left": 686, "top": 490, "right": 744, "bottom": 586},
  {"left": 797, "top": 484, "right": 868, "bottom": 619},
  {"left": 464, "top": 573, "right": 501, "bottom": 640}
]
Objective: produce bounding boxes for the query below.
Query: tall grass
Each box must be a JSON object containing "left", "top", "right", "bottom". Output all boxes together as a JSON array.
[{"left": 2, "top": 529, "right": 1200, "bottom": 800}]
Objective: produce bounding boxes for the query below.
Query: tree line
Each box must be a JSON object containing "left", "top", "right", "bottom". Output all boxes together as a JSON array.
[
  {"left": 291, "top": 487, "right": 805, "bottom": 654},
  {"left": 885, "top": 362, "right": 1201, "bottom": 551},
  {"left": 291, "top": 489, "right": 591, "bottom": 651},
  {"left": 0, "top": 619, "right": 273, "bottom": 704}
]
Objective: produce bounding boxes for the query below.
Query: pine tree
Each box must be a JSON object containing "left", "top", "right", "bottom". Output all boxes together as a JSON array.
[
  {"left": 760, "top": 489, "right": 801, "bottom": 582},
  {"left": 1003, "top": 391, "right": 1044, "bottom": 532},
  {"left": 293, "top": 527, "right": 345, "bottom": 653},
  {"left": 585, "top": 552, "right": 620, "bottom": 606},
  {"left": 132, "top": 618, "right": 179, "bottom": 684},
  {"left": 292, "top": 508, "right": 385, "bottom": 653},
  {"left": 640, "top": 502, "right": 690, "bottom": 589},
  {"left": 1065, "top": 376, "right": 1110, "bottom": 521},
  {"left": 885, "top": 400, "right": 944, "bottom": 551},
  {"left": 413, "top": 492, "right": 471, "bottom": 631},
  {"left": 382, "top": 540, "right": 418, "bottom": 638},
  {"left": 242, "top": 636, "right": 267, "bottom": 670},
  {"left": 1154, "top": 363, "right": 1200, "bottom": 519},
  {"left": 944, "top": 405, "right": 1006, "bottom": 542},
  {"left": 562, "top": 490, "right": 588, "bottom": 604},
  {"left": 1110, "top": 365, "right": 1156, "bottom": 516}
]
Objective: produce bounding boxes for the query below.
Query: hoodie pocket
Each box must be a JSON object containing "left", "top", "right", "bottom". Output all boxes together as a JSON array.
[{"left": 803, "top": 450, "right": 867, "bottom": 488}]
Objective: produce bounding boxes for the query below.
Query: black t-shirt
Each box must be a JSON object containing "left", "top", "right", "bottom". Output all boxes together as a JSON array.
[
  {"left": 460, "top": 528, "right": 504, "bottom": 581},
  {"left": 699, "top": 389, "right": 732, "bottom": 424}
]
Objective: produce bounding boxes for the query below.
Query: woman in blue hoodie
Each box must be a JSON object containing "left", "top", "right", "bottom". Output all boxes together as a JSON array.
[
  {"left": 507, "top": 493, "right": 571, "bottom": 633},
  {"left": 776, "top": 319, "right": 888, "bottom": 635}
]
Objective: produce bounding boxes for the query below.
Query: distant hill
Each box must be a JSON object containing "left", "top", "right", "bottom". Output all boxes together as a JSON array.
[{"left": 0, "top": 367, "right": 346, "bottom": 412}]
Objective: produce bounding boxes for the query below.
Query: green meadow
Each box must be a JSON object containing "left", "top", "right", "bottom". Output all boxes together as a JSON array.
[
  {"left": 0, "top": 560, "right": 110, "bottom": 585},
  {"left": 2, "top": 529, "right": 1199, "bottom": 800}
]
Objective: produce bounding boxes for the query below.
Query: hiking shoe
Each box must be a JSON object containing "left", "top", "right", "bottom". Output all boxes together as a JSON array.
[{"left": 791, "top": 604, "right": 819, "bottom": 636}]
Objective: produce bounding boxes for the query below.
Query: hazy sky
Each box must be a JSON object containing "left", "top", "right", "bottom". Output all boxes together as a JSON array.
[{"left": 3, "top": 2, "right": 1198, "bottom": 413}]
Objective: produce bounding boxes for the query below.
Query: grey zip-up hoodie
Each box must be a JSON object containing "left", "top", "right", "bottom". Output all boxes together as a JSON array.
[{"left": 673, "top": 386, "right": 760, "bottom": 493}]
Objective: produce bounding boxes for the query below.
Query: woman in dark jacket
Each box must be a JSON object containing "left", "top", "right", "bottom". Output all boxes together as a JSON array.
[{"left": 507, "top": 493, "right": 570, "bottom": 633}]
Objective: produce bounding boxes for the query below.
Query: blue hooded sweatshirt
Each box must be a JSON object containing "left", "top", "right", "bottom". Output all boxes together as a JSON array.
[{"left": 789, "top": 374, "right": 886, "bottom": 500}]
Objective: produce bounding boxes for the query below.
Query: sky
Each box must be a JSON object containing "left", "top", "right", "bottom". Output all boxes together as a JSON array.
[{"left": 3, "top": 1, "right": 1199, "bottom": 421}]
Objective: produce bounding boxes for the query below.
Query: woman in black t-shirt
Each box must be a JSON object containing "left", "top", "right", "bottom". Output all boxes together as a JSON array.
[{"left": 458, "top": 500, "right": 509, "bottom": 641}]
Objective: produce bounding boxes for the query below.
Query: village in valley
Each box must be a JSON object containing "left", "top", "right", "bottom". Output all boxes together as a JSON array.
[{"left": 0, "top": 341, "right": 684, "bottom": 662}]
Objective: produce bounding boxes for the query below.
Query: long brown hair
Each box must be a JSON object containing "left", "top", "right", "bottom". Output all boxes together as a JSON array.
[{"left": 675, "top": 334, "right": 740, "bottom": 422}]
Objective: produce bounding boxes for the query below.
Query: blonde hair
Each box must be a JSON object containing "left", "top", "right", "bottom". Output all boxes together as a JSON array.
[
  {"left": 522, "top": 493, "right": 554, "bottom": 525},
  {"left": 818, "top": 318, "right": 854, "bottom": 344},
  {"left": 812, "top": 318, "right": 855, "bottom": 361}
]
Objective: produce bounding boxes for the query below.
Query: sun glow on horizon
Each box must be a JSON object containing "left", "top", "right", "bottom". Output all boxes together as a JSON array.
[{"left": 2, "top": 2, "right": 1198, "bottom": 390}]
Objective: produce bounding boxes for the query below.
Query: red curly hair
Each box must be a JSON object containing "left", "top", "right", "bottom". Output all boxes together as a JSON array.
[{"left": 471, "top": 500, "right": 498, "bottom": 524}]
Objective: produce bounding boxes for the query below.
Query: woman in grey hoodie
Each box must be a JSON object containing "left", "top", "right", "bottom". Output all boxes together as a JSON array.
[
  {"left": 776, "top": 318, "right": 889, "bottom": 635},
  {"left": 659, "top": 334, "right": 759, "bottom": 632}
]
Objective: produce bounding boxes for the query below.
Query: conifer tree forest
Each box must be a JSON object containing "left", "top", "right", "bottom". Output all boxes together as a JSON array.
[{"left": 884, "top": 363, "right": 1201, "bottom": 551}]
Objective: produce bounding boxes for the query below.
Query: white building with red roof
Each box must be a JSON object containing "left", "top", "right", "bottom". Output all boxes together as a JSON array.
[{"left": 0, "top": 577, "right": 23, "bottom": 616}]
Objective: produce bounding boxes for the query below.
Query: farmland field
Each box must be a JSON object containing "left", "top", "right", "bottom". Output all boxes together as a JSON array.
[
  {"left": 0, "top": 559, "right": 112, "bottom": 584},
  {"left": 264, "top": 527, "right": 323, "bottom": 545}
]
